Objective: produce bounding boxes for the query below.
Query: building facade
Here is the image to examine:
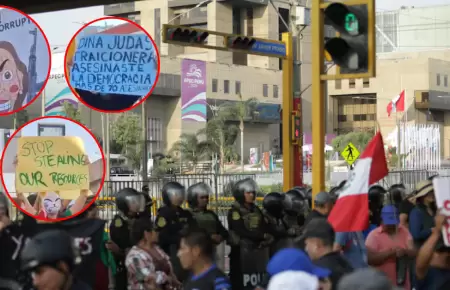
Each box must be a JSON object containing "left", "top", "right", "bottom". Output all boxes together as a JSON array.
[{"left": 103, "top": 0, "right": 315, "bottom": 161}]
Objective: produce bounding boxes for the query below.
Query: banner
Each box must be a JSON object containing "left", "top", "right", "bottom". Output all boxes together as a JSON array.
[
  {"left": 70, "top": 33, "right": 157, "bottom": 96},
  {"left": 15, "top": 136, "right": 89, "bottom": 193},
  {"left": 181, "top": 59, "right": 207, "bottom": 122},
  {"left": 0, "top": 218, "right": 105, "bottom": 288},
  {"left": 433, "top": 177, "right": 450, "bottom": 246}
]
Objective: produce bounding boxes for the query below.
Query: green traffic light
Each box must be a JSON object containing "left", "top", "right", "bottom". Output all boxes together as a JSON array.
[{"left": 344, "top": 13, "right": 359, "bottom": 35}]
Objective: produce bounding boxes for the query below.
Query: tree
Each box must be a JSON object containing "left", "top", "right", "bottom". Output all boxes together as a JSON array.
[
  {"left": 219, "top": 94, "right": 259, "bottom": 172},
  {"left": 62, "top": 101, "right": 82, "bottom": 123},
  {"left": 111, "top": 113, "right": 143, "bottom": 171},
  {"left": 14, "top": 110, "right": 29, "bottom": 128},
  {"left": 332, "top": 131, "right": 374, "bottom": 153},
  {"left": 169, "top": 131, "right": 213, "bottom": 173}
]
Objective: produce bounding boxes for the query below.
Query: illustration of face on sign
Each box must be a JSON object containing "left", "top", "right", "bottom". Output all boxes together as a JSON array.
[
  {"left": 42, "top": 191, "right": 62, "bottom": 219},
  {"left": 0, "top": 41, "right": 28, "bottom": 113}
]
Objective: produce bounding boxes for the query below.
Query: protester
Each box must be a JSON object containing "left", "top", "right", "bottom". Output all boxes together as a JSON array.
[
  {"left": 266, "top": 248, "right": 331, "bottom": 285},
  {"left": 126, "top": 217, "right": 180, "bottom": 289},
  {"left": 365, "top": 205, "right": 415, "bottom": 289},
  {"left": 415, "top": 211, "right": 450, "bottom": 290},
  {"left": 267, "top": 271, "right": 321, "bottom": 290},
  {"left": 334, "top": 229, "right": 368, "bottom": 269},
  {"left": 337, "top": 268, "right": 396, "bottom": 290},
  {"left": 179, "top": 228, "right": 231, "bottom": 289},
  {"left": 399, "top": 190, "right": 416, "bottom": 228},
  {"left": 20, "top": 229, "right": 90, "bottom": 290},
  {"left": 302, "top": 219, "right": 353, "bottom": 289},
  {"left": 409, "top": 180, "right": 436, "bottom": 249},
  {"left": 304, "top": 191, "right": 334, "bottom": 225}
]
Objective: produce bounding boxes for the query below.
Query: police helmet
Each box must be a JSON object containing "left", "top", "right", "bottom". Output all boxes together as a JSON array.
[
  {"left": 187, "top": 182, "right": 212, "bottom": 208},
  {"left": 386, "top": 184, "right": 406, "bottom": 205},
  {"left": 368, "top": 185, "right": 386, "bottom": 204},
  {"left": 306, "top": 187, "right": 313, "bottom": 208},
  {"left": 162, "top": 181, "right": 186, "bottom": 206},
  {"left": 263, "top": 192, "right": 285, "bottom": 218},
  {"left": 115, "top": 188, "right": 145, "bottom": 216},
  {"left": 232, "top": 178, "right": 258, "bottom": 203},
  {"left": 283, "top": 188, "right": 307, "bottom": 215},
  {"left": 0, "top": 192, "right": 9, "bottom": 218},
  {"left": 21, "top": 229, "right": 81, "bottom": 272}
]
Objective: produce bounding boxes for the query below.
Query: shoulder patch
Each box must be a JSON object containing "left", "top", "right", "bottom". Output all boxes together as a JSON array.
[
  {"left": 232, "top": 211, "right": 240, "bottom": 220},
  {"left": 157, "top": 217, "right": 166, "bottom": 227},
  {"left": 114, "top": 218, "right": 122, "bottom": 228}
]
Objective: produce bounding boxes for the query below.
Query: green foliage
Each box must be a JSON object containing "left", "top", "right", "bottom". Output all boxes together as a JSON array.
[
  {"left": 259, "top": 183, "right": 283, "bottom": 194},
  {"left": 111, "top": 113, "right": 143, "bottom": 171},
  {"left": 152, "top": 155, "right": 176, "bottom": 176},
  {"left": 220, "top": 94, "right": 259, "bottom": 122},
  {"left": 169, "top": 132, "right": 213, "bottom": 172},
  {"left": 332, "top": 131, "right": 374, "bottom": 153},
  {"left": 62, "top": 101, "right": 82, "bottom": 123},
  {"left": 15, "top": 110, "right": 29, "bottom": 128}
]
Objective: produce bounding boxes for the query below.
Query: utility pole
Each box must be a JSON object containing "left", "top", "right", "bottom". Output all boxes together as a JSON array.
[{"left": 142, "top": 102, "right": 149, "bottom": 182}]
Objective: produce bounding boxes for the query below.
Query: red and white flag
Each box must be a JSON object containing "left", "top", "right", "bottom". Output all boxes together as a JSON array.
[
  {"left": 387, "top": 90, "right": 405, "bottom": 117},
  {"left": 328, "top": 132, "right": 388, "bottom": 232}
]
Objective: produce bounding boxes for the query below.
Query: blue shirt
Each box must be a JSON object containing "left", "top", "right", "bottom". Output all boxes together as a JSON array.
[
  {"left": 409, "top": 205, "right": 435, "bottom": 247},
  {"left": 335, "top": 231, "right": 368, "bottom": 269},
  {"left": 416, "top": 267, "right": 450, "bottom": 290},
  {"left": 183, "top": 264, "right": 231, "bottom": 290},
  {"left": 362, "top": 224, "right": 377, "bottom": 240}
]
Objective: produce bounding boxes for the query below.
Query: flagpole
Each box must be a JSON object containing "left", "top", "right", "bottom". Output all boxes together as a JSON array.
[
  {"left": 396, "top": 112, "right": 401, "bottom": 169},
  {"left": 41, "top": 90, "right": 46, "bottom": 117}
]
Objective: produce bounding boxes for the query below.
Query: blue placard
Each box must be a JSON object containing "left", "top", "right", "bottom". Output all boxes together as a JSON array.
[
  {"left": 250, "top": 40, "right": 286, "bottom": 57},
  {"left": 70, "top": 34, "right": 158, "bottom": 96}
]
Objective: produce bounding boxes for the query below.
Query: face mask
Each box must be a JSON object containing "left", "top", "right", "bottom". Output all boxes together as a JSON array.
[{"left": 43, "top": 192, "right": 62, "bottom": 216}]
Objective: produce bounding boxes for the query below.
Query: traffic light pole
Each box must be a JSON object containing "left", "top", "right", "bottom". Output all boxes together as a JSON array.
[
  {"left": 292, "top": 36, "right": 303, "bottom": 188},
  {"left": 282, "top": 32, "right": 294, "bottom": 192},
  {"left": 311, "top": 0, "right": 326, "bottom": 207}
]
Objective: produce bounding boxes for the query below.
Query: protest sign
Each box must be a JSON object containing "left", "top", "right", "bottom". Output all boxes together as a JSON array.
[
  {"left": 433, "top": 177, "right": 450, "bottom": 246},
  {"left": 15, "top": 136, "right": 89, "bottom": 193},
  {"left": 70, "top": 33, "right": 158, "bottom": 96}
]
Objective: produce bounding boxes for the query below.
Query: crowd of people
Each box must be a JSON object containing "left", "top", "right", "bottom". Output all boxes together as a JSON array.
[{"left": 0, "top": 175, "right": 449, "bottom": 290}]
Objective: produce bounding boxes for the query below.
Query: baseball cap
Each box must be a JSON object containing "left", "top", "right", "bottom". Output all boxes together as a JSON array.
[
  {"left": 267, "top": 271, "right": 319, "bottom": 290},
  {"left": 301, "top": 218, "right": 335, "bottom": 242},
  {"left": 266, "top": 248, "right": 331, "bottom": 278},
  {"left": 381, "top": 205, "right": 399, "bottom": 225},
  {"left": 337, "top": 268, "right": 394, "bottom": 290},
  {"left": 314, "top": 191, "right": 333, "bottom": 205}
]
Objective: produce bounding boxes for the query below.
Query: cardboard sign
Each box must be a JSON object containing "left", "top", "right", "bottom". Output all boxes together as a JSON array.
[
  {"left": 433, "top": 177, "right": 450, "bottom": 246},
  {"left": 70, "top": 33, "right": 157, "bottom": 96},
  {"left": 15, "top": 136, "right": 89, "bottom": 193}
]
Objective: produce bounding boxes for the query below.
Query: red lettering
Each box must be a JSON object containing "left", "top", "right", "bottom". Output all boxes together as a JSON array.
[{"left": 444, "top": 200, "right": 450, "bottom": 211}]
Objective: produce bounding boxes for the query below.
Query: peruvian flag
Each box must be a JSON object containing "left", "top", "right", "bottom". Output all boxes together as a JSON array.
[
  {"left": 328, "top": 132, "right": 388, "bottom": 232},
  {"left": 387, "top": 90, "right": 405, "bottom": 117}
]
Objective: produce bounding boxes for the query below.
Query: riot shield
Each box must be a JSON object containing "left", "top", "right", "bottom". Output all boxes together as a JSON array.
[{"left": 239, "top": 244, "right": 269, "bottom": 290}]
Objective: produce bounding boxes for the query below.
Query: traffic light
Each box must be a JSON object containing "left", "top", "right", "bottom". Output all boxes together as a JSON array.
[
  {"left": 162, "top": 25, "right": 209, "bottom": 44},
  {"left": 323, "top": 1, "right": 374, "bottom": 74},
  {"left": 292, "top": 115, "right": 301, "bottom": 141},
  {"left": 224, "top": 36, "right": 257, "bottom": 50}
]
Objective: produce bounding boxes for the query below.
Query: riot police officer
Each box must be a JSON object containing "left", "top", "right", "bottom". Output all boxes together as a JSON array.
[
  {"left": 283, "top": 187, "right": 307, "bottom": 238},
  {"left": 140, "top": 185, "right": 153, "bottom": 218},
  {"left": 386, "top": 183, "right": 406, "bottom": 209},
  {"left": 20, "top": 229, "right": 90, "bottom": 290},
  {"left": 262, "top": 192, "right": 289, "bottom": 256},
  {"left": 227, "top": 178, "right": 273, "bottom": 290},
  {"left": 109, "top": 188, "right": 145, "bottom": 290},
  {"left": 368, "top": 185, "right": 386, "bottom": 227},
  {"left": 155, "top": 181, "right": 196, "bottom": 282},
  {"left": 186, "top": 182, "right": 228, "bottom": 245}
]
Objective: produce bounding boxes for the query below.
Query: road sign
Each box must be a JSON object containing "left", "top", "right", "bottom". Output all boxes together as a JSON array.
[
  {"left": 250, "top": 40, "right": 286, "bottom": 57},
  {"left": 341, "top": 142, "right": 360, "bottom": 165}
]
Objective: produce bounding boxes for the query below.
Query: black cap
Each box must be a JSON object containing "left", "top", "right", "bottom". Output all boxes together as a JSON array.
[
  {"left": 314, "top": 191, "right": 333, "bottom": 205},
  {"left": 302, "top": 218, "right": 335, "bottom": 242}
]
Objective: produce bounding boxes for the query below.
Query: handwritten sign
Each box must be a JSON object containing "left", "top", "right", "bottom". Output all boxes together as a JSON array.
[
  {"left": 15, "top": 137, "right": 89, "bottom": 193},
  {"left": 433, "top": 177, "right": 450, "bottom": 246},
  {"left": 70, "top": 33, "right": 157, "bottom": 96}
]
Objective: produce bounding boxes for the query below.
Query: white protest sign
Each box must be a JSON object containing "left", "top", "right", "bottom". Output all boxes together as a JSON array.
[
  {"left": 70, "top": 33, "right": 158, "bottom": 96},
  {"left": 433, "top": 177, "right": 450, "bottom": 246}
]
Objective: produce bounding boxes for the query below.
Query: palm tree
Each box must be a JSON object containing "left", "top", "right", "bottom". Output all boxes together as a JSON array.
[
  {"left": 169, "top": 132, "right": 213, "bottom": 173},
  {"left": 220, "top": 93, "right": 259, "bottom": 172}
]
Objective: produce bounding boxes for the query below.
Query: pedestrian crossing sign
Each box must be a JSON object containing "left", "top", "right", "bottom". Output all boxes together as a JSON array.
[{"left": 341, "top": 142, "right": 360, "bottom": 165}]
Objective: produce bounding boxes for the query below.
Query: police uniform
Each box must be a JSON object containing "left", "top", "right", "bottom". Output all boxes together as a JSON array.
[
  {"left": 282, "top": 188, "right": 307, "bottom": 238},
  {"left": 227, "top": 178, "right": 272, "bottom": 290},
  {"left": 109, "top": 188, "right": 145, "bottom": 290},
  {"left": 155, "top": 182, "right": 196, "bottom": 282},
  {"left": 187, "top": 183, "right": 228, "bottom": 243},
  {"left": 140, "top": 185, "right": 153, "bottom": 219},
  {"left": 262, "top": 192, "right": 289, "bottom": 256}
]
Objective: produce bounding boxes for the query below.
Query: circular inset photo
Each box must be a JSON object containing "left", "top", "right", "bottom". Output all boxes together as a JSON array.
[
  {"left": 0, "top": 116, "right": 106, "bottom": 222},
  {"left": 65, "top": 16, "right": 160, "bottom": 113},
  {"left": 0, "top": 6, "right": 51, "bottom": 115}
]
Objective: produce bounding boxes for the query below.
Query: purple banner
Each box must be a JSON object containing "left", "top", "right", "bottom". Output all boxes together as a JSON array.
[{"left": 181, "top": 59, "right": 207, "bottom": 122}]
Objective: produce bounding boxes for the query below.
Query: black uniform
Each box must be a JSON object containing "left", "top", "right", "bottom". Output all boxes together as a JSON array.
[
  {"left": 109, "top": 188, "right": 145, "bottom": 290},
  {"left": 156, "top": 182, "right": 196, "bottom": 282},
  {"left": 140, "top": 185, "right": 153, "bottom": 218},
  {"left": 227, "top": 178, "right": 272, "bottom": 290},
  {"left": 187, "top": 183, "right": 228, "bottom": 245},
  {"left": 282, "top": 188, "right": 307, "bottom": 237},
  {"left": 262, "top": 192, "right": 289, "bottom": 256}
]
